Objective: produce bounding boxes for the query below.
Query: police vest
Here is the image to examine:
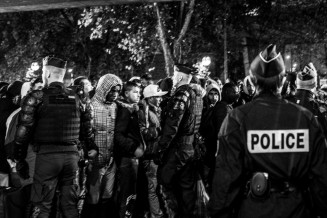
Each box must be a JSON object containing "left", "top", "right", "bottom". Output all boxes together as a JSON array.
[{"left": 33, "top": 87, "right": 81, "bottom": 144}]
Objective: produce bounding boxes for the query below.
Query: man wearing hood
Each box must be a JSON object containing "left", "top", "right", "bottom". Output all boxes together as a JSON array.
[
  {"left": 241, "top": 75, "right": 256, "bottom": 103},
  {"left": 208, "top": 45, "right": 327, "bottom": 218},
  {"left": 82, "top": 73, "right": 122, "bottom": 218},
  {"left": 155, "top": 64, "right": 205, "bottom": 218},
  {"left": 200, "top": 82, "right": 239, "bottom": 192},
  {"left": 203, "top": 83, "right": 221, "bottom": 112}
]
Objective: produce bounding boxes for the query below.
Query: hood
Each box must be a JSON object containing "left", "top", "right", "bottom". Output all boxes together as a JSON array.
[
  {"left": 205, "top": 83, "right": 221, "bottom": 100},
  {"left": 92, "top": 74, "right": 122, "bottom": 103},
  {"left": 190, "top": 83, "right": 206, "bottom": 98}
]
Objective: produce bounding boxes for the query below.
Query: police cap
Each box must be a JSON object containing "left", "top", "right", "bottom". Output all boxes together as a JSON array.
[
  {"left": 43, "top": 56, "right": 67, "bottom": 69},
  {"left": 250, "top": 44, "right": 285, "bottom": 80},
  {"left": 174, "top": 64, "right": 197, "bottom": 75}
]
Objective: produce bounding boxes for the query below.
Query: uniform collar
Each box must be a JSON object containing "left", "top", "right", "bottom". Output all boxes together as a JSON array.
[
  {"left": 253, "top": 90, "right": 282, "bottom": 101},
  {"left": 48, "top": 82, "right": 65, "bottom": 89}
]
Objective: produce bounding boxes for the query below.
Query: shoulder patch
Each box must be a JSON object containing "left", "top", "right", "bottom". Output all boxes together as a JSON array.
[{"left": 247, "top": 129, "right": 309, "bottom": 153}]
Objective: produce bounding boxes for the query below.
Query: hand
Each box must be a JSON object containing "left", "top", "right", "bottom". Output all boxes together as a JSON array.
[
  {"left": 88, "top": 149, "right": 98, "bottom": 158},
  {"left": 7, "top": 159, "right": 17, "bottom": 172},
  {"left": 16, "top": 160, "right": 30, "bottom": 179},
  {"left": 134, "top": 147, "right": 144, "bottom": 158},
  {"left": 78, "top": 149, "right": 84, "bottom": 159}
]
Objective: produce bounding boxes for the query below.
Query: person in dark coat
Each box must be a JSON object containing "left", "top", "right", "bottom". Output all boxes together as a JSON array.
[
  {"left": 200, "top": 82, "right": 239, "bottom": 192},
  {"left": 208, "top": 44, "right": 327, "bottom": 218},
  {"left": 0, "top": 81, "right": 23, "bottom": 177},
  {"left": 114, "top": 81, "right": 145, "bottom": 218}
]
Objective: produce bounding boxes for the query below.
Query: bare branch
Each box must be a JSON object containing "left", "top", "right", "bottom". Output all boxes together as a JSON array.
[
  {"left": 154, "top": 3, "right": 174, "bottom": 76},
  {"left": 173, "top": 0, "right": 195, "bottom": 62}
]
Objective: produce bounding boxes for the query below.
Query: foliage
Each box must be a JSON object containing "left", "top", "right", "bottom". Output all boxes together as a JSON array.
[{"left": 1, "top": 0, "right": 327, "bottom": 83}]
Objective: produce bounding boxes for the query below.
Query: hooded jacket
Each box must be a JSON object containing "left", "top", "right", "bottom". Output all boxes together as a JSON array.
[
  {"left": 203, "top": 83, "right": 221, "bottom": 113},
  {"left": 91, "top": 74, "right": 122, "bottom": 167}
]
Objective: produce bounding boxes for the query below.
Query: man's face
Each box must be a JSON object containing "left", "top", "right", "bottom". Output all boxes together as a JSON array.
[
  {"left": 216, "top": 80, "right": 223, "bottom": 90},
  {"left": 208, "top": 89, "right": 219, "bottom": 104},
  {"left": 148, "top": 96, "right": 162, "bottom": 107},
  {"left": 106, "top": 85, "right": 121, "bottom": 103},
  {"left": 232, "top": 86, "right": 240, "bottom": 102},
  {"left": 172, "top": 71, "right": 182, "bottom": 87},
  {"left": 64, "top": 79, "right": 72, "bottom": 88},
  {"left": 82, "top": 79, "right": 93, "bottom": 93},
  {"left": 247, "top": 83, "right": 255, "bottom": 95},
  {"left": 141, "top": 79, "right": 148, "bottom": 88},
  {"left": 125, "top": 86, "right": 141, "bottom": 104}
]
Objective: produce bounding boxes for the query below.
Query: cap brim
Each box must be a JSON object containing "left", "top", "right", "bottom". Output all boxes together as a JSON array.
[
  {"left": 154, "top": 91, "right": 168, "bottom": 96},
  {"left": 146, "top": 91, "right": 168, "bottom": 98}
]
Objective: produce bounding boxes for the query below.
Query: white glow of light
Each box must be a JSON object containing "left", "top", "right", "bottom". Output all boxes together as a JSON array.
[
  {"left": 68, "top": 68, "right": 73, "bottom": 73},
  {"left": 31, "top": 62, "right": 40, "bottom": 71},
  {"left": 202, "top": 56, "right": 211, "bottom": 66},
  {"left": 285, "top": 55, "right": 291, "bottom": 59},
  {"left": 293, "top": 63, "right": 297, "bottom": 67}
]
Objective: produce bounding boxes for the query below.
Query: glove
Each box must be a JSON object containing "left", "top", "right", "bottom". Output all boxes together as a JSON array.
[
  {"left": 13, "top": 143, "right": 27, "bottom": 161},
  {"left": 16, "top": 160, "right": 30, "bottom": 180}
]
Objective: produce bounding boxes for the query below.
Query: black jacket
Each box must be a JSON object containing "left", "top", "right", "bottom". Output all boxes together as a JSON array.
[
  {"left": 114, "top": 100, "right": 144, "bottom": 159},
  {"left": 0, "top": 97, "right": 19, "bottom": 173},
  {"left": 209, "top": 92, "right": 327, "bottom": 218}
]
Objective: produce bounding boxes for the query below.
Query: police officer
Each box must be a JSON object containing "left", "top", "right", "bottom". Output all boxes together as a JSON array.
[
  {"left": 293, "top": 63, "right": 327, "bottom": 138},
  {"left": 13, "top": 56, "right": 98, "bottom": 218},
  {"left": 208, "top": 45, "right": 327, "bottom": 218},
  {"left": 156, "top": 64, "right": 204, "bottom": 218}
]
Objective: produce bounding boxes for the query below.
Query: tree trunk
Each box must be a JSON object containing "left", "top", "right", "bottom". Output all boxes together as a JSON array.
[
  {"left": 173, "top": 0, "right": 195, "bottom": 63},
  {"left": 223, "top": 17, "right": 228, "bottom": 82},
  {"left": 87, "top": 56, "right": 92, "bottom": 77},
  {"left": 154, "top": 3, "right": 174, "bottom": 77},
  {"left": 242, "top": 37, "right": 250, "bottom": 76}
]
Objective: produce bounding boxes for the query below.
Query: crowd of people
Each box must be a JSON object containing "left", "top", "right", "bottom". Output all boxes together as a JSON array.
[{"left": 0, "top": 43, "right": 327, "bottom": 218}]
